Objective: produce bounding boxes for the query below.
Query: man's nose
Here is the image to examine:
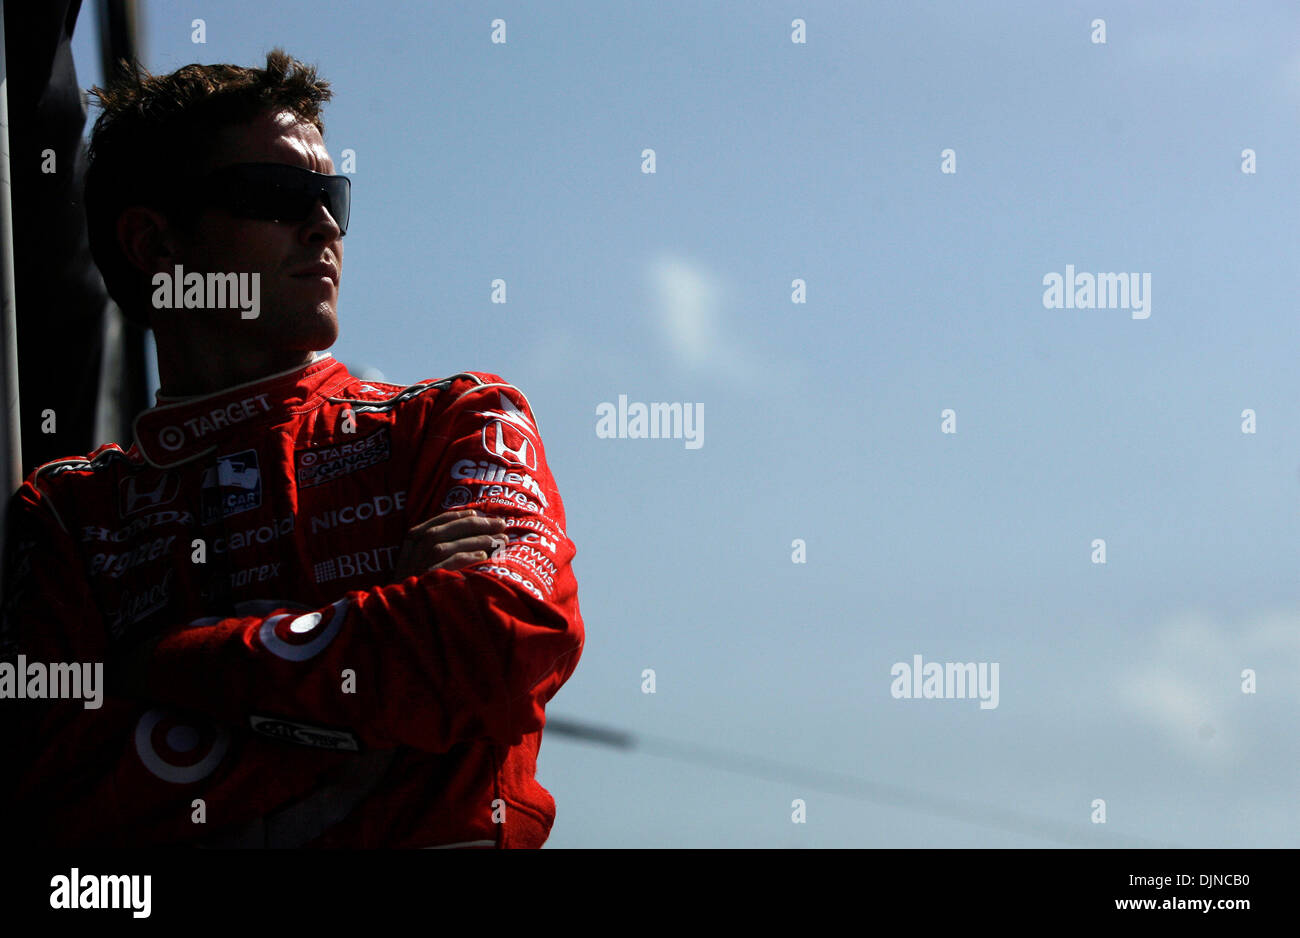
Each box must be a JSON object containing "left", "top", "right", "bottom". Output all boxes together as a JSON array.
[{"left": 301, "top": 197, "right": 342, "bottom": 241}]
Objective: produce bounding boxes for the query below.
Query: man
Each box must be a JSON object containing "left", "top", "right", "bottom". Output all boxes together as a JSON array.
[{"left": 0, "top": 49, "right": 584, "bottom": 848}]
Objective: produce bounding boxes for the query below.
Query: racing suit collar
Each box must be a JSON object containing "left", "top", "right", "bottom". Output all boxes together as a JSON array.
[{"left": 133, "top": 352, "right": 352, "bottom": 468}]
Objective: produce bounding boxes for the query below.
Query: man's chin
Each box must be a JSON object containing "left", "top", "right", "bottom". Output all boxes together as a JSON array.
[{"left": 279, "top": 307, "right": 339, "bottom": 351}]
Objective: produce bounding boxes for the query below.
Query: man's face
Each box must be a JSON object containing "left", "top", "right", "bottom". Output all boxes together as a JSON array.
[{"left": 167, "top": 109, "right": 343, "bottom": 351}]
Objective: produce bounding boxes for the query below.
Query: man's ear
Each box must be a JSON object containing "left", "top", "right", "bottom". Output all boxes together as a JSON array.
[{"left": 116, "top": 205, "right": 186, "bottom": 277}]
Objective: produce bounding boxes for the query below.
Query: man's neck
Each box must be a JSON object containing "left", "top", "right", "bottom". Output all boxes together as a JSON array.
[{"left": 155, "top": 348, "right": 321, "bottom": 400}]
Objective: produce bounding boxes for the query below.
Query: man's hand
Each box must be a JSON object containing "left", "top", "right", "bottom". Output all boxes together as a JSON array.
[{"left": 394, "top": 509, "right": 508, "bottom": 580}]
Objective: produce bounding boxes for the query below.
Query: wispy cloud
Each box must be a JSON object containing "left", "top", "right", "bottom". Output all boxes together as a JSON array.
[
  {"left": 1117, "top": 607, "right": 1300, "bottom": 766},
  {"left": 646, "top": 253, "right": 755, "bottom": 383}
]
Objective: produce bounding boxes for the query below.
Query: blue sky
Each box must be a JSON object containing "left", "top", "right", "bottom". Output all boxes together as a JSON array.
[{"left": 72, "top": 1, "right": 1300, "bottom": 847}]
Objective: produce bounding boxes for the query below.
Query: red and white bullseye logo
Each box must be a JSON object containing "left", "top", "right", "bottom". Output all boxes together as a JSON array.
[
  {"left": 157, "top": 426, "right": 186, "bottom": 451},
  {"left": 257, "top": 597, "right": 349, "bottom": 661},
  {"left": 182, "top": 598, "right": 344, "bottom": 662},
  {"left": 133, "top": 708, "right": 231, "bottom": 784}
]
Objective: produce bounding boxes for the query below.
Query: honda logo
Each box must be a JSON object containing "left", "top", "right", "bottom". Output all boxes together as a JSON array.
[
  {"left": 119, "top": 475, "right": 180, "bottom": 517},
  {"left": 482, "top": 419, "right": 537, "bottom": 470}
]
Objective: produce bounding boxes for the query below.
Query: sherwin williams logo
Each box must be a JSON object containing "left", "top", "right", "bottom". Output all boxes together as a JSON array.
[
  {"left": 295, "top": 428, "right": 391, "bottom": 488},
  {"left": 200, "top": 449, "right": 262, "bottom": 525}
]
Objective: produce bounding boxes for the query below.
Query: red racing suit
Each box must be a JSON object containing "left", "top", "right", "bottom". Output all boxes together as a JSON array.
[{"left": 0, "top": 353, "right": 583, "bottom": 847}]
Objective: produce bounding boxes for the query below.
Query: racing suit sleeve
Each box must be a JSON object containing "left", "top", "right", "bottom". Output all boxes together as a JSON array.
[
  {"left": 125, "top": 379, "right": 584, "bottom": 754},
  {"left": 1, "top": 484, "right": 392, "bottom": 846},
  {"left": 0, "top": 482, "right": 286, "bottom": 845}
]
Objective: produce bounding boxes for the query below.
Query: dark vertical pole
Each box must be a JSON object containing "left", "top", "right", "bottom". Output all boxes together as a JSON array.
[{"left": 0, "top": 0, "right": 23, "bottom": 593}]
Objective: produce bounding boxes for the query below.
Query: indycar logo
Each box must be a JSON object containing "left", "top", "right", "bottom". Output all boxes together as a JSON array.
[{"left": 200, "top": 449, "right": 262, "bottom": 525}]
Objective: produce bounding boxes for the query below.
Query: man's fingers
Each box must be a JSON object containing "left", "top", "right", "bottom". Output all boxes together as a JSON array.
[
  {"left": 393, "top": 510, "right": 510, "bottom": 579},
  {"left": 395, "top": 533, "right": 507, "bottom": 579},
  {"left": 406, "top": 510, "right": 507, "bottom": 538}
]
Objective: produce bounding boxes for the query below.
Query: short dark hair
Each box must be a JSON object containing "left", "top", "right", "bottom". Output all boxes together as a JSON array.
[{"left": 84, "top": 48, "right": 333, "bottom": 327}]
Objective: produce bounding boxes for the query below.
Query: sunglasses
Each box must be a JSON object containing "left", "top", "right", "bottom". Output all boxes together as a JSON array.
[{"left": 194, "top": 162, "right": 351, "bottom": 236}]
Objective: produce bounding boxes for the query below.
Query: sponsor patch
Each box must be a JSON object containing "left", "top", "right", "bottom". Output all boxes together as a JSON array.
[
  {"left": 249, "top": 715, "right": 360, "bottom": 751},
  {"left": 449, "top": 459, "right": 548, "bottom": 508},
  {"left": 312, "top": 545, "right": 401, "bottom": 584},
  {"left": 228, "top": 562, "right": 281, "bottom": 590},
  {"left": 481, "top": 563, "right": 545, "bottom": 601},
  {"left": 482, "top": 418, "right": 538, "bottom": 470},
  {"left": 84, "top": 510, "right": 195, "bottom": 543},
  {"left": 200, "top": 449, "right": 262, "bottom": 525},
  {"left": 107, "top": 569, "right": 175, "bottom": 639},
  {"left": 119, "top": 474, "right": 181, "bottom": 517},
  {"left": 89, "top": 535, "right": 178, "bottom": 579},
  {"left": 295, "top": 428, "right": 391, "bottom": 488},
  {"left": 441, "top": 485, "right": 474, "bottom": 509},
  {"left": 309, "top": 491, "right": 407, "bottom": 535}
]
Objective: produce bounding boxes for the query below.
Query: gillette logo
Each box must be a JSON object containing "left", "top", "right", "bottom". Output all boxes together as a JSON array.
[{"left": 450, "top": 459, "right": 548, "bottom": 509}]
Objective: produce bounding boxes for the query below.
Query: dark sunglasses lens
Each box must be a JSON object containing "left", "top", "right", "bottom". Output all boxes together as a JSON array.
[
  {"left": 322, "top": 176, "right": 350, "bottom": 234},
  {"left": 212, "top": 166, "right": 349, "bottom": 235}
]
